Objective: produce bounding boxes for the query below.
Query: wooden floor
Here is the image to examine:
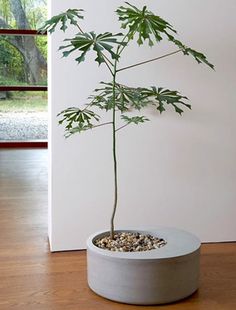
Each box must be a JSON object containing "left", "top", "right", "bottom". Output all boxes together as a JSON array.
[{"left": 0, "top": 149, "right": 235, "bottom": 310}]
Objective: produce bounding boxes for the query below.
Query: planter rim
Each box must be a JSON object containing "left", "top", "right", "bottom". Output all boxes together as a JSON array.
[{"left": 87, "top": 226, "right": 201, "bottom": 260}]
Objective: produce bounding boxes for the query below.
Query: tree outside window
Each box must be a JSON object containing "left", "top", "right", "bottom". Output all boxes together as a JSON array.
[{"left": 0, "top": 0, "right": 47, "bottom": 85}]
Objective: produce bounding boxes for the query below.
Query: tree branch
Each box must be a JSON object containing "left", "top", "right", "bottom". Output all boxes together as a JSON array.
[
  {"left": 91, "top": 122, "right": 113, "bottom": 129},
  {"left": 117, "top": 33, "right": 130, "bottom": 57},
  {"left": 117, "top": 49, "right": 182, "bottom": 73},
  {"left": 75, "top": 23, "right": 84, "bottom": 34},
  {"left": 115, "top": 123, "right": 130, "bottom": 132}
]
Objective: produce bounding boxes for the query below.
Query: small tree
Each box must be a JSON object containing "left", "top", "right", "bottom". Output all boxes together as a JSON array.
[{"left": 40, "top": 3, "right": 214, "bottom": 239}]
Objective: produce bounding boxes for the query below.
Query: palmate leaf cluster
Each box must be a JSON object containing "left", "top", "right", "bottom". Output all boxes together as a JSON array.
[
  {"left": 58, "top": 83, "right": 191, "bottom": 135},
  {"left": 116, "top": 2, "right": 177, "bottom": 46},
  {"left": 116, "top": 2, "right": 214, "bottom": 69},
  {"left": 60, "top": 32, "right": 126, "bottom": 65},
  {"left": 58, "top": 107, "right": 100, "bottom": 137},
  {"left": 90, "top": 82, "right": 149, "bottom": 112},
  {"left": 40, "top": 3, "right": 214, "bottom": 69},
  {"left": 38, "top": 9, "right": 84, "bottom": 33},
  {"left": 90, "top": 83, "right": 190, "bottom": 115}
]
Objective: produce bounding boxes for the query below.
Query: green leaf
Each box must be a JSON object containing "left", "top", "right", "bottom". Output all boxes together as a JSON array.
[
  {"left": 89, "top": 82, "right": 189, "bottom": 116},
  {"left": 59, "top": 32, "right": 126, "bottom": 65},
  {"left": 116, "top": 2, "right": 176, "bottom": 46},
  {"left": 116, "top": 3, "right": 214, "bottom": 69},
  {"left": 166, "top": 35, "right": 214, "bottom": 69},
  {"left": 121, "top": 115, "right": 149, "bottom": 124},
  {"left": 141, "top": 86, "right": 190, "bottom": 115},
  {"left": 57, "top": 107, "right": 100, "bottom": 137},
  {"left": 90, "top": 82, "right": 150, "bottom": 111},
  {"left": 38, "top": 9, "right": 84, "bottom": 34}
]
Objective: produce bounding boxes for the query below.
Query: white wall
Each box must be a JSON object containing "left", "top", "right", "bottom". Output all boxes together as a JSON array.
[{"left": 49, "top": 0, "right": 236, "bottom": 251}]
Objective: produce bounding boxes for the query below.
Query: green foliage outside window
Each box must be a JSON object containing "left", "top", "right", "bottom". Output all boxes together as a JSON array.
[{"left": 0, "top": 0, "right": 47, "bottom": 85}]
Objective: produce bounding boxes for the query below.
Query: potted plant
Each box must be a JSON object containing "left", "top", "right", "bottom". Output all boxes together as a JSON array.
[{"left": 40, "top": 2, "right": 214, "bottom": 305}]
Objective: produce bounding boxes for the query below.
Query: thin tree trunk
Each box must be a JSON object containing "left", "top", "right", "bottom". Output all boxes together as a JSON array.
[{"left": 110, "top": 64, "right": 118, "bottom": 239}]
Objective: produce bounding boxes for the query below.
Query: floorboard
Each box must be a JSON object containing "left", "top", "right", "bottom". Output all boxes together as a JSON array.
[{"left": 0, "top": 149, "right": 235, "bottom": 309}]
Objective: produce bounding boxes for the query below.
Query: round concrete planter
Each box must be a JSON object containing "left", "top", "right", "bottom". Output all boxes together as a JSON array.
[{"left": 87, "top": 227, "right": 201, "bottom": 305}]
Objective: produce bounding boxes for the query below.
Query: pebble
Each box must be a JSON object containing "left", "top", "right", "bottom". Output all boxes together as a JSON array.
[{"left": 95, "top": 232, "right": 167, "bottom": 252}]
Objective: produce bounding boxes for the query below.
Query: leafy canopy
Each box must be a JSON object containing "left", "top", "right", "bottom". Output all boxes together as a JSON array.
[
  {"left": 40, "top": 2, "right": 214, "bottom": 135},
  {"left": 39, "top": 2, "right": 214, "bottom": 69}
]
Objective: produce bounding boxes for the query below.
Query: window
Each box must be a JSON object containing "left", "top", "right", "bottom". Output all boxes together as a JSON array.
[{"left": 0, "top": 0, "right": 47, "bottom": 146}]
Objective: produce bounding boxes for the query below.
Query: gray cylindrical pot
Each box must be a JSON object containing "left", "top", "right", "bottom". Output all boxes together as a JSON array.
[{"left": 87, "top": 227, "right": 201, "bottom": 305}]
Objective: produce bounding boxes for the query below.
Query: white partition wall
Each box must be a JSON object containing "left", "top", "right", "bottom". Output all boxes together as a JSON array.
[{"left": 49, "top": 0, "right": 236, "bottom": 251}]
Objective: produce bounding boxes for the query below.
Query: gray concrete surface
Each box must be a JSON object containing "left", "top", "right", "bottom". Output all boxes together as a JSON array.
[
  {"left": 87, "top": 228, "right": 201, "bottom": 305},
  {"left": 0, "top": 112, "right": 48, "bottom": 140}
]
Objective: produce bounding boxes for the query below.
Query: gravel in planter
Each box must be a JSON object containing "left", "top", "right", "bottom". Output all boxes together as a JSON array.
[{"left": 95, "top": 232, "right": 167, "bottom": 252}]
